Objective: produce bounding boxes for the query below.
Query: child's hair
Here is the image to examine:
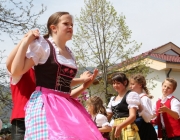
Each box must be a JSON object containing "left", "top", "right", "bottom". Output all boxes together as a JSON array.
[
  {"left": 112, "top": 72, "right": 129, "bottom": 87},
  {"left": 43, "top": 11, "right": 70, "bottom": 38},
  {"left": 162, "top": 78, "right": 177, "bottom": 91},
  {"left": 86, "top": 96, "right": 107, "bottom": 116},
  {"left": 130, "top": 74, "right": 153, "bottom": 99}
]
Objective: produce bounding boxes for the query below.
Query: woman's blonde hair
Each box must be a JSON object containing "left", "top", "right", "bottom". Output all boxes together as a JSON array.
[
  {"left": 130, "top": 74, "right": 153, "bottom": 99},
  {"left": 86, "top": 96, "right": 107, "bottom": 116},
  {"left": 43, "top": 12, "right": 70, "bottom": 38}
]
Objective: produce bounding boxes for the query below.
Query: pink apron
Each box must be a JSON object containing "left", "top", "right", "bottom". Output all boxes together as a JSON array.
[{"left": 37, "top": 87, "right": 104, "bottom": 140}]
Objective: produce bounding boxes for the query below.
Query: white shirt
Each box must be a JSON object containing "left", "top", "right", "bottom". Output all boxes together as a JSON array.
[
  {"left": 139, "top": 93, "right": 154, "bottom": 122},
  {"left": 12, "top": 36, "right": 77, "bottom": 85},
  {"left": 152, "top": 94, "right": 180, "bottom": 128},
  {"left": 106, "top": 91, "right": 140, "bottom": 126},
  {"left": 92, "top": 114, "right": 111, "bottom": 127}
]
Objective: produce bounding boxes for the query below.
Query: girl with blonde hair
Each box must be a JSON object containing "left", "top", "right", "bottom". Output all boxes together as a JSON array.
[
  {"left": 129, "top": 74, "right": 157, "bottom": 140},
  {"left": 86, "top": 96, "right": 112, "bottom": 140}
]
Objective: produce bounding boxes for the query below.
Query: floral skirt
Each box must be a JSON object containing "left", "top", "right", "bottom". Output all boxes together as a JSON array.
[
  {"left": 110, "top": 118, "right": 140, "bottom": 140},
  {"left": 25, "top": 87, "right": 104, "bottom": 140}
]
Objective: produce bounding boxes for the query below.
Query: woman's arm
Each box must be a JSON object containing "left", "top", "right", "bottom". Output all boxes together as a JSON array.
[
  {"left": 96, "top": 114, "right": 112, "bottom": 133},
  {"left": 6, "top": 32, "right": 30, "bottom": 72},
  {"left": 99, "top": 126, "right": 112, "bottom": 132},
  {"left": 70, "top": 71, "right": 92, "bottom": 87},
  {"left": 11, "top": 30, "right": 39, "bottom": 77},
  {"left": 107, "top": 112, "right": 113, "bottom": 122},
  {"left": 70, "top": 69, "right": 98, "bottom": 98},
  {"left": 6, "top": 40, "right": 23, "bottom": 73},
  {"left": 114, "top": 107, "right": 137, "bottom": 138}
]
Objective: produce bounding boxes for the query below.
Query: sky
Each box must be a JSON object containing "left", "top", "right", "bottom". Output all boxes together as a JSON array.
[{"left": 1, "top": 0, "right": 180, "bottom": 64}]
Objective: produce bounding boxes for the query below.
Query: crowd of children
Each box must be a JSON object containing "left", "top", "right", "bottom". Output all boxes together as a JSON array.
[
  {"left": 85, "top": 73, "right": 180, "bottom": 140},
  {"left": 5, "top": 11, "right": 180, "bottom": 140}
]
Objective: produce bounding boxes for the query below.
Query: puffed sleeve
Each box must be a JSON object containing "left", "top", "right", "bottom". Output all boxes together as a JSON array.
[
  {"left": 96, "top": 114, "right": 111, "bottom": 127},
  {"left": 26, "top": 36, "right": 50, "bottom": 65},
  {"left": 106, "top": 96, "right": 115, "bottom": 113},
  {"left": 139, "top": 96, "right": 154, "bottom": 122},
  {"left": 126, "top": 91, "right": 141, "bottom": 109}
]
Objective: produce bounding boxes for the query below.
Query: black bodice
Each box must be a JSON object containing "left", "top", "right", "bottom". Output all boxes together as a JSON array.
[
  {"left": 34, "top": 39, "right": 77, "bottom": 93},
  {"left": 111, "top": 91, "right": 130, "bottom": 119}
]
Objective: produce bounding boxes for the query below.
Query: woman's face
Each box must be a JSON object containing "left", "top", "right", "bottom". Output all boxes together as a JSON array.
[
  {"left": 86, "top": 103, "right": 94, "bottom": 115},
  {"left": 55, "top": 14, "right": 73, "bottom": 41},
  {"left": 129, "top": 79, "right": 142, "bottom": 93},
  {"left": 113, "top": 80, "right": 126, "bottom": 93}
]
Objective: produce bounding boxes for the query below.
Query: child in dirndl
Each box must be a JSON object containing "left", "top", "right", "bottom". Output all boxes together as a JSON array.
[
  {"left": 130, "top": 74, "right": 158, "bottom": 140},
  {"left": 86, "top": 96, "right": 112, "bottom": 140},
  {"left": 10, "top": 11, "right": 104, "bottom": 140},
  {"left": 106, "top": 73, "right": 140, "bottom": 140}
]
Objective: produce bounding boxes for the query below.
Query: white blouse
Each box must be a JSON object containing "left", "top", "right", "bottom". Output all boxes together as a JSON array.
[
  {"left": 106, "top": 91, "right": 140, "bottom": 126},
  {"left": 12, "top": 36, "right": 77, "bottom": 85},
  {"left": 26, "top": 36, "right": 77, "bottom": 68},
  {"left": 106, "top": 91, "right": 140, "bottom": 113},
  {"left": 92, "top": 113, "right": 111, "bottom": 127},
  {"left": 138, "top": 93, "right": 154, "bottom": 122}
]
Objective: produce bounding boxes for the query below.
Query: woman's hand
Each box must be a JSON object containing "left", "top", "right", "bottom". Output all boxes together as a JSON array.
[
  {"left": 23, "top": 29, "right": 40, "bottom": 43},
  {"left": 80, "top": 71, "right": 92, "bottom": 83},
  {"left": 83, "top": 69, "right": 98, "bottom": 88},
  {"left": 10, "top": 29, "right": 38, "bottom": 77},
  {"left": 70, "top": 69, "right": 98, "bottom": 98},
  {"left": 114, "top": 125, "right": 122, "bottom": 138}
]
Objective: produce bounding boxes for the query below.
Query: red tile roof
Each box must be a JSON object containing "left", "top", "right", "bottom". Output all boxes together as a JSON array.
[
  {"left": 150, "top": 53, "right": 180, "bottom": 62},
  {"left": 115, "top": 42, "right": 180, "bottom": 67},
  {"left": 130, "top": 42, "right": 180, "bottom": 63}
]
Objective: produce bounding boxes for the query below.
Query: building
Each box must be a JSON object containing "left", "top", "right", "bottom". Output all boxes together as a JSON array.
[
  {"left": 139, "top": 42, "right": 180, "bottom": 103},
  {"left": 91, "top": 42, "right": 180, "bottom": 104}
]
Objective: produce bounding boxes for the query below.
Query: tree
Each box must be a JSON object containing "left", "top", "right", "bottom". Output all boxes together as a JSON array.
[
  {"left": 0, "top": 0, "right": 47, "bottom": 42},
  {"left": 73, "top": 0, "right": 144, "bottom": 100},
  {"left": 0, "top": 50, "right": 12, "bottom": 124},
  {"left": 0, "top": 0, "right": 46, "bottom": 123}
]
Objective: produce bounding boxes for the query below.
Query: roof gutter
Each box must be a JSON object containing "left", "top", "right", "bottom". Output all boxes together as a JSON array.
[{"left": 167, "top": 68, "right": 172, "bottom": 78}]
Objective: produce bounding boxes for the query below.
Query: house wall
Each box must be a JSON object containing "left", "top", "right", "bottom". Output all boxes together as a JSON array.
[
  {"left": 146, "top": 68, "right": 180, "bottom": 104},
  {"left": 168, "top": 71, "right": 180, "bottom": 99}
]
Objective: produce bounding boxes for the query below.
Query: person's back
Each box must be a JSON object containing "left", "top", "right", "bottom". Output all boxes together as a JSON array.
[
  {"left": 129, "top": 74, "right": 158, "bottom": 140},
  {"left": 10, "top": 68, "right": 36, "bottom": 140}
]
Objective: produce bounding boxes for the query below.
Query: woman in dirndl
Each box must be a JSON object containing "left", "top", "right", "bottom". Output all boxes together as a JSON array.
[
  {"left": 129, "top": 74, "right": 158, "bottom": 140},
  {"left": 10, "top": 11, "right": 104, "bottom": 140},
  {"left": 106, "top": 73, "right": 141, "bottom": 140}
]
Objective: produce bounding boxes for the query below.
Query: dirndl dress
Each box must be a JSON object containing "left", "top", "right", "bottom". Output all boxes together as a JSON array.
[
  {"left": 110, "top": 118, "right": 140, "bottom": 140},
  {"left": 135, "top": 117, "right": 158, "bottom": 140},
  {"left": 107, "top": 91, "right": 141, "bottom": 140},
  {"left": 25, "top": 87, "right": 104, "bottom": 140},
  {"left": 24, "top": 36, "right": 104, "bottom": 140}
]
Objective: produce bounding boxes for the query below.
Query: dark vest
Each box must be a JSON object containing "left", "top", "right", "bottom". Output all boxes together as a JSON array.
[
  {"left": 112, "top": 90, "right": 131, "bottom": 119},
  {"left": 34, "top": 39, "right": 77, "bottom": 93}
]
